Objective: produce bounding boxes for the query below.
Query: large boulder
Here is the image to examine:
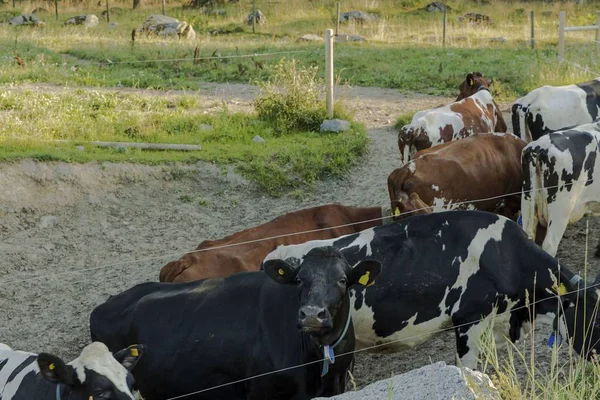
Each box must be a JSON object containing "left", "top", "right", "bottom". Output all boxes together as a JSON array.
[
  {"left": 246, "top": 9, "right": 266, "bottom": 25},
  {"left": 137, "top": 15, "right": 196, "bottom": 39},
  {"left": 64, "top": 14, "right": 99, "bottom": 27},
  {"left": 339, "top": 11, "right": 378, "bottom": 23},
  {"left": 315, "top": 362, "right": 500, "bottom": 400},
  {"left": 8, "top": 14, "right": 44, "bottom": 26}
]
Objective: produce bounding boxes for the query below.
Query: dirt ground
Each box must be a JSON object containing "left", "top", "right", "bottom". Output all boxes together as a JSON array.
[{"left": 1, "top": 82, "right": 599, "bottom": 394}]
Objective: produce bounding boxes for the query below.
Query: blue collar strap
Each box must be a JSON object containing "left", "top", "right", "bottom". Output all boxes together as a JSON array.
[
  {"left": 321, "top": 303, "right": 353, "bottom": 377},
  {"left": 56, "top": 384, "right": 62, "bottom": 400}
]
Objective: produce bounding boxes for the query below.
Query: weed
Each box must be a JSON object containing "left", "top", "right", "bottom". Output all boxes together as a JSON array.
[{"left": 178, "top": 194, "right": 193, "bottom": 203}]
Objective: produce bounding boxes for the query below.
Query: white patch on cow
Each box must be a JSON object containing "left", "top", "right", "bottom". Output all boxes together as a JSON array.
[
  {"left": 442, "top": 244, "right": 446, "bottom": 251},
  {"left": 466, "top": 203, "right": 476, "bottom": 211},
  {"left": 450, "top": 218, "right": 507, "bottom": 312},
  {"left": 264, "top": 237, "right": 342, "bottom": 263},
  {"left": 432, "top": 185, "right": 440, "bottom": 192},
  {"left": 436, "top": 230, "right": 442, "bottom": 238},
  {"left": 522, "top": 123, "right": 600, "bottom": 256},
  {"left": 70, "top": 342, "right": 134, "bottom": 399},
  {"left": 443, "top": 221, "right": 449, "bottom": 226},
  {"left": 408, "top": 161, "right": 416, "bottom": 173},
  {"left": 0, "top": 346, "right": 39, "bottom": 398},
  {"left": 402, "top": 144, "right": 411, "bottom": 165},
  {"left": 341, "top": 228, "right": 376, "bottom": 257}
]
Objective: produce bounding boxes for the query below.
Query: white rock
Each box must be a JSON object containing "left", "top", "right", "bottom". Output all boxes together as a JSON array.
[
  {"left": 298, "top": 34, "right": 323, "bottom": 42},
  {"left": 64, "top": 14, "right": 99, "bottom": 28},
  {"left": 252, "top": 135, "right": 265, "bottom": 143},
  {"left": 9, "top": 14, "right": 44, "bottom": 27},
  {"left": 336, "top": 33, "right": 366, "bottom": 43},
  {"left": 320, "top": 119, "right": 351, "bottom": 133},
  {"left": 137, "top": 15, "right": 196, "bottom": 40}
]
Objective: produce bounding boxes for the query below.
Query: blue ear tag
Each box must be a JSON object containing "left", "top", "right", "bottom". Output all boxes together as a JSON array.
[
  {"left": 548, "top": 332, "right": 562, "bottom": 348},
  {"left": 321, "top": 345, "right": 336, "bottom": 377},
  {"left": 517, "top": 215, "right": 523, "bottom": 227}
]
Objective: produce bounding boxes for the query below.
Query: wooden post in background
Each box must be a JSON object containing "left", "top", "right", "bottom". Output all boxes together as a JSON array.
[
  {"left": 252, "top": 0, "right": 256, "bottom": 33},
  {"left": 162, "top": 0, "right": 166, "bottom": 15},
  {"left": 558, "top": 10, "right": 565, "bottom": 58},
  {"left": 106, "top": 0, "right": 111, "bottom": 23},
  {"left": 596, "top": 11, "right": 600, "bottom": 51},
  {"left": 442, "top": 8, "right": 447, "bottom": 47},
  {"left": 55, "top": 0, "right": 58, "bottom": 20},
  {"left": 325, "top": 29, "right": 334, "bottom": 119},
  {"left": 530, "top": 10, "right": 535, "bottom": 49},
  {"left": 336, "top": 2, "right": 340, "bottom": 36}
]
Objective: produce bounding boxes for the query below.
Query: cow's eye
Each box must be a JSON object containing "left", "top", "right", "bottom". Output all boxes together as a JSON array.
[
  {"left": 294, "top": 277, "right": 302, "bottom": 285},
  {"left": 339, "top": 278, "right": 347, "bottom": 285}
]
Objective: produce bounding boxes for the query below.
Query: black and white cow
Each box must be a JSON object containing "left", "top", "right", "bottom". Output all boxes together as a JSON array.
[
  {"left": 512, "top": 78, "right": 600, "bottom": 143},
  {"left": 263, "top": 210, "right": 600, "bottom": 369},
  {"left": 0, "top": 342, "right": 143, "bottom": 400},
  {"left": 90, "top": 247, "right": 381, "bottom": 400},
  {"left": 521, "top": 121, "right": 600, "bottom": 257}
]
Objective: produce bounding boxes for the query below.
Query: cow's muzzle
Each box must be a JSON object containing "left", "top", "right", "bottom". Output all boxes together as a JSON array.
[{"left": 297, "top": 306, "right": 332, "bottom": 333}]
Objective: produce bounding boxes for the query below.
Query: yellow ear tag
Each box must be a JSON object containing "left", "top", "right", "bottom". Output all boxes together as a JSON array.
[
  {"left": 394, "top": 207, "right": 401, "bottom": 216},
  {"left": 49, "top": 363, "right": 55, "bottom": 371},
  {"left": 552, "top": 283, "right": 567, "bottom": 296},
  {"left": 130, "top": 348, "right": 139, "bottom": 357},
  {"left": 278, "top": 268, "right": 285, "bottom": 276},
  {"left": 469, "top": 78, "right": 473, "bottom": 86},
  {"left": 358, "top": 271, "right": 371, "bottom": 286}
]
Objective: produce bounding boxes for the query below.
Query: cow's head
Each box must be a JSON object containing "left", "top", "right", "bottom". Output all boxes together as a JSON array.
[
  {"left": 456, "top": 72, "right": 492, "bottom": 101},
  {"left": 263, "top": 247, "right": 381, "bottom": 342},
  {"left": 37, "top": 342, "right": 144, "bottom": 400},
  {"left": 558, "top": 273, "right": 600, "bottom": 360},
  {"left": 390, "top": 192, "right": 433, "bottom": 221}
]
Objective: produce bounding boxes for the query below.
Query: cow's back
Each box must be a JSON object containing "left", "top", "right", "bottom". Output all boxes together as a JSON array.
[{"left": 159, "top": 204, "right": 383, "bottom": 282}]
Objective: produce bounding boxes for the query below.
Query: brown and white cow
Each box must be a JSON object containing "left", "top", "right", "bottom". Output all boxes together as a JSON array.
[
  {"left": 388, "top": 133, "right": 525, "bottom": 219},
  {"left": 159, "top": 203, "right": 392, "bottom": 282},
  {"left": 397, "top": 72, "right": 507, "bottom": 164}
]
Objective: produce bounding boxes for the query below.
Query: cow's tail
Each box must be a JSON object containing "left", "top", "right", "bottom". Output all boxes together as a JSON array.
[
  {"left": 521, "top": 145, "right": 542, "bottom": 242},
  {"left": 512, "top": 103, "right": 531, "bottom": 143}
]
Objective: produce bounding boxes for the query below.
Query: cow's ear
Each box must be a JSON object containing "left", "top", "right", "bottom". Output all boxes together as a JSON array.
[
  {"left": 348, "top": 260, "right": 382, "bottom": 287},
  {"left": 37, "top": 353, "right": 77, "bottom": 386},
  {"left": 113, "top": 344, "right": 144, "bottom": 372},
  {"left": 263, "top": 259, "right": 298, "bottom": 284}
]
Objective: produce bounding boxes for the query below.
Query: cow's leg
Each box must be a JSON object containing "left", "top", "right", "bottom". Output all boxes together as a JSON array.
[
  {"left": 453, "top": 321, "right": 485, "bottom": 370},
  {"left": 541, "top": 204, "right": 571, "bottom": 257},
  {"left": 595, "top": 238, "right": 600, "bottom": 257}
]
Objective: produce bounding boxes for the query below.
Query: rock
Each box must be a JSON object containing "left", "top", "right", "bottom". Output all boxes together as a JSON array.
[
  {"left": 8, "top": 14, "right": 44, "bottom": 27},
  {"left": 491, "top": 36, "right": 507, "bottom": 43},
  {"left": 339, "top": 11, "right": 378, "bottom": 23},
  {"left": 336, "top": 33, "right": 365, "bottom": 43},
  {"left": 320, "top": 119, "right": 351, "bottom": 133},
  {"left": 39, "top": 216, "right": 58, "bottom": 229},
  {"left": 200, "top": 124, "right": 213, "bottom": 131},
  {"left": 252, "top": 135, "right": 265, "bottom": 143},
  {"left": 208, "top": 26, "right": 244, "bottom": 35},
  {"left": 64, "top": 14, "right": 99, "bottom": 27},
  {"left": 75, "top": 146, "right": 85, "bottom": 152},
  {"left": 298, "top": 34, "right": 323, "bottom": 42},
  {"left": 137, "top": 15, "right": 196, "bottom": 39},
  {"left": 425, "top": 2, "right": 450, "bottom": 12},
  {"left": 108, "top": 22, "right": 118, "bottom": 29},
  {"left": 31, "top": 7, "right": 48, "bottom": 14},
  {"left": 314, "top": 362, "right": 500, "bottom": 400},
  {"left": 246, "top": 9, "right": 266, "bottom": 25}
]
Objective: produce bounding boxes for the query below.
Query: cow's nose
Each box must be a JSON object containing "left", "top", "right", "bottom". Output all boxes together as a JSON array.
[{"left": 298, "top": 306, "right": 330, "bottom": 328}]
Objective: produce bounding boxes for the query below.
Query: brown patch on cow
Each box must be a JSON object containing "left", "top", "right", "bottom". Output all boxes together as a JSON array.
[{"left": 439, "top": 124, "right": 455, "bottom": 142}]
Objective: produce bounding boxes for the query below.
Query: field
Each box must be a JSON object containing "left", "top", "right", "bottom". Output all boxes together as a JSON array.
[{"left": 2, "top": 0, "right": 600, "bottom": 398}]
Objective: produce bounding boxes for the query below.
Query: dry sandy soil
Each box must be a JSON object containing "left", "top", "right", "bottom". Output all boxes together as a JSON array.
[{"left": 1, "top": 82, "right": 599, "bottom": 395}]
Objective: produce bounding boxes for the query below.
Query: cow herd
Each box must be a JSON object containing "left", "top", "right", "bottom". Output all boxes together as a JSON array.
[{"left": 2, "top": 74, "right": 600, "bottom": 400}]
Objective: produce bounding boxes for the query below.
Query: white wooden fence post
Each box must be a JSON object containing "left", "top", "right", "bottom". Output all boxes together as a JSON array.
[
  {"left": 325, "top": 29, "right": 334, "bottom": 119},
  {"left": 596, "top": 11, "right": 600, "bottom": 52},
  {"left": 558, "top": 10, "right": 566, "bottom": 58}
]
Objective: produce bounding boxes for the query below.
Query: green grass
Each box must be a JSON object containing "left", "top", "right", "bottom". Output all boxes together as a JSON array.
[{"left": 0, "top": 90, "right": 368, "bottom": 195}]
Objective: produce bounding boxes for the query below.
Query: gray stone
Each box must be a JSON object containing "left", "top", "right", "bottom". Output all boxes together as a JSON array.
[
  {"left": 39, "top": 216, "right": 58, "bottom": 229},
  {"left": 339, "top": 11, "right": 378, "bottom": 23},
  {"left": 336, "top": 33, "right": 365, "bottom": 43},
  {"left": 246, "top": 10, "right": 266, "bottom": 25},
  {"left": 137, "top": 15, "right": 196, "bottom": 40},
  {"left": 252, "top": 135, "right": 265, "bottom": 143},
  {"left": 9, "top": 14, "right": 44, "bottom": 27},
  {"left": 200, "top": 124, "right": 213, "bottom": 131},
  {"left": 298, "top": 34, "right": 323, "bottom": 42},
  {"left": 75, "top": 146, "right": 85, "bottom": 152},
  {"left": 425, "top": 2, "right": 450, "bottom": 12},
  {"left": 64, "top": 14, "right": 99, "bottom": 27},
  {"left": 315, "top": 362, "right": 500, "bottom": 400},
  {"left": 491, "top": 36, "right": 507, "bottom": 43},
  {"left": 320, "top": 119, "right": 351, "bottom": 133}
]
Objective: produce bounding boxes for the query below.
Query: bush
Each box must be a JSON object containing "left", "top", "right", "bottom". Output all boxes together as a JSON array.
[{"left": 254, "top": 58, "right": 328, "bottom": 133}]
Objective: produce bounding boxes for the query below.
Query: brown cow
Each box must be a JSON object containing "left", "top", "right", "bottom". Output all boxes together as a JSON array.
[
  {"left": 388, "top": 133, "right": 525, "bottom": 220},
  {"left": 397, "top": 72, "right": 507, "bottom": 164},
  {"left": 159, "top": 203, "right": 392, "bottom": 282},
  {"left": 456, "top": 71, "right": 492, "bottom": 101}
]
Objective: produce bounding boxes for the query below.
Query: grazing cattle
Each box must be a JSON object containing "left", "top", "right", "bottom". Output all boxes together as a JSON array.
[
  {"left": 521, "top": 122, "right": 600, "bottom": 257},
  {"left": 0, "top": 342, "right": 143, "bottom": 400},
  {"left": 397, "top": 73, "right": 507, "bottom": 164},
  {"left": 263, "top": 210, "right": 600, "bottom": 369},
  {"left": 160, "top": 203, "right": 390, "bottom": 282},
  {"left": 387, "top": 133, "right": 525, "bottom": 219},
  {"left": 91, "top": 247, "right": 382, "bottom": 400},
  {"left": 512, "top": 78, "right": 600, "bottom": 143}
]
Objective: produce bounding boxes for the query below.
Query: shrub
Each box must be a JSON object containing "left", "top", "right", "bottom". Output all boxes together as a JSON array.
[{"left": 254, "top": 58, "right": 328, "bottom": 133}]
